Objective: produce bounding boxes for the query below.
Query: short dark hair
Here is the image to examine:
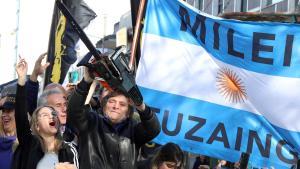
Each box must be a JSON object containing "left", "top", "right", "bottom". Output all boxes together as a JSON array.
[
  {"left": 101, "top": 90, "right": 134, "bottom": 117},
  {"left": 151, "top": 142, "right": 184, "bottom": 169}
]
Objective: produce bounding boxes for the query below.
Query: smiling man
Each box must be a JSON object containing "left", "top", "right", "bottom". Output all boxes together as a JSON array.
[{"left": 67, "top": 70, "right": 161, "bottom": 169}]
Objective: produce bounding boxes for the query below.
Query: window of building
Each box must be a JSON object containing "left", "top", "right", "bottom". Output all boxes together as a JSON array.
[
  {"left": 218, "top": 0, "right": 223, "bottom": 14},
  {"left": 273, "top": 0, "right": 285, "bottom": 3},
  {"left": 242, "top": 0, "right": 262, "bottom": 12},
  {"left": 203, "top": 0, "right": 213, "bottom": 14},
  {"left": 261, "top": 4, "right": 276, "bottom": 12},
  {"left": 242, "top": 0, "right": 248, "bottom": 12},
  {"left": 248, "top": 0, "right": 261, "bottom": 11},
  {"left": 224, "top": 0, "right": 235, "bottom": 12},
  {"left": 262, "top": 0, "right": 286, "bottom": 8},
  {"left": 262, "top": 0, "right": 273, "bottom": 7},
  {"left": 260, "top": 0, "right": 288, "bottom": 12},
  {"left": 218, "top": 0, "right": 235, "bottom": 14},
  {"left": 187, "top": 0, "right": 195, "bottom": 6},
  {"left": 198, "top": 0, "right": 204, "bottom": 10},
  {"left": 276, "top": 0, "right": 288, "bottom": 12}
]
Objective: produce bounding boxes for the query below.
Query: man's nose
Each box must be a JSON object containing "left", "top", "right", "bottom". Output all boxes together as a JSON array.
[
  {"left": 62, "top": 105, "right": 67, "bottom": 112},
  {"left": 112, "top": 102, "right": 120, "bottom": 109}
]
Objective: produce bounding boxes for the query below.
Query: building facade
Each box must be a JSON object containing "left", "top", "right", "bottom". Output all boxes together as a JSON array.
[{"left": 186, "top": 0, "right": 299, "bottom": 15}]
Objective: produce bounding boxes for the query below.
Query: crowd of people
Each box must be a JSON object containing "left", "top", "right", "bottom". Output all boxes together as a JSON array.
[
  {"left": 0, "top": 54, "right": 187, "bottom": 169},
  {"left": 0, "top": 54, "right": 271, "bottom": 169}
]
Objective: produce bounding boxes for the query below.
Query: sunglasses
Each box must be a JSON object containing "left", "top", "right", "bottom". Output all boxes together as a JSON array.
[{"left": 165, "top": 162, "right": 181, "bottom": 169}]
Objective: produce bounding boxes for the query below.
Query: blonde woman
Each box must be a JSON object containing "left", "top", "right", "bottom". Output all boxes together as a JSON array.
[
  {"left": 13, "top": 58, "right": 78, "bottom": 169},
  {"left": 0, "top": 94, "right": 18, "bottom": 169}
]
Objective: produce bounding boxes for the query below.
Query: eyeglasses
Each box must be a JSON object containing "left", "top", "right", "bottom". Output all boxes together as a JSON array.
[
  {"left": 165, "top": 162, "right": 181, "bottom": 169},
  {"left": 38, "top": 111, "right": 58, "bottom": 119}
]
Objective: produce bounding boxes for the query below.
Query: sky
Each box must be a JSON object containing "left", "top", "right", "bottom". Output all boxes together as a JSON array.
[{"left": 0, "top": 0, "right": 131, "bottom": 84}]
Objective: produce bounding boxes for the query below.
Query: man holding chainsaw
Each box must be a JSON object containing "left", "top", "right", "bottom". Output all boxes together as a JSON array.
[{"left": 67, "top": 66, "right": 161, "bottom": 169}]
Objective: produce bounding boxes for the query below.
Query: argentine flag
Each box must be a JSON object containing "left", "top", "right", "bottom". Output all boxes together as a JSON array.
[{"left": 136, "top": 0, "right": 300, "bottom": 168}]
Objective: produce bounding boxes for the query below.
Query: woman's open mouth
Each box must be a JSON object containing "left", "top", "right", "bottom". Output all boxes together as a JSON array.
[
  {"left": 49, "top": 121, "right": 56, "bottom": 127},
  {"left": 2, "top": 117, "right": 11, "bottom": 125}
]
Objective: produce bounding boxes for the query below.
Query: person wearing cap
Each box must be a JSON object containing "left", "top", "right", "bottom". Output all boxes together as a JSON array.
[
  {"left": 0, "top": 94, "right": 18, "bottom": 169},
  {"left": 0, "top": 94, "right": 17, "bottom": 136}
]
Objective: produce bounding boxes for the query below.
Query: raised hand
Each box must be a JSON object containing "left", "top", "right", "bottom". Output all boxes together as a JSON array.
[
  {"left": 135, "top": 102, "right": 146, "bottom": 112},
  {"left": 128, "top": 98, "right": 145, "bottom": 112},
  {"left": 16, "top": 57, "right": 28, "bottom": 86},
  {"left": 30, "top": 52, "right": 50, "bottom": 82}
]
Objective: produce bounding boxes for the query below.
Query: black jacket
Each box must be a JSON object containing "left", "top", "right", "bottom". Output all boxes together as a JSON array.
[
  {"left": 68, "top": 80, "right": 161, "bottom": 169},
  {"left": 12, "top": 84, "right": 79, "bottom": 169}
]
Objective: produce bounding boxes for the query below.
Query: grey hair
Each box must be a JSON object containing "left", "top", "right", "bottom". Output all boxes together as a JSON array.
[{"left": 37, "top": 88, "right": 65, "bottom": 107}]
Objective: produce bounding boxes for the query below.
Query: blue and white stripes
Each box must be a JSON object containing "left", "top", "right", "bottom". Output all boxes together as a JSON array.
[{"left": 136, "top": 0, "right": 300, "bottom": 168}]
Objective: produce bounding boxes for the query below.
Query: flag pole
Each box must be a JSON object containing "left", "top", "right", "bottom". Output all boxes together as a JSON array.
[{"left": 129, "top": 0, "right": 147, "bottom": 71}]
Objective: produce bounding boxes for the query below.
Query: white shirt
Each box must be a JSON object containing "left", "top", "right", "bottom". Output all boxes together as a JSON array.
[{"left": 36, "top": 152, "right": 58, "bottom": 169}]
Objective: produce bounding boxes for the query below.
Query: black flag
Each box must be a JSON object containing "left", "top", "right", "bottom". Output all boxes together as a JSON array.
[{"left": 44, "top": 0, "right": 96, "bottom": 86}]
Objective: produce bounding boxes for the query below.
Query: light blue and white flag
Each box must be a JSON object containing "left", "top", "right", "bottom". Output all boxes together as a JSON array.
[{"left": 136, "top": 0, "right": 300, "bottom": 168}]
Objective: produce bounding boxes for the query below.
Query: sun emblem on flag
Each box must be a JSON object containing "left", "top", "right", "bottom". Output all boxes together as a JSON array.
[{"left": 216, "top": 67, "right": 247, "bottom": 103}]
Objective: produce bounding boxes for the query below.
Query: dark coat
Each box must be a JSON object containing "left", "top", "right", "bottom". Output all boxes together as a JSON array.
[
  {"left": 68, "top": 80, "right": 161, "bottom": 169},
  {"left": 25, "top": 79, "right": 39, "bottom": 114}
]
